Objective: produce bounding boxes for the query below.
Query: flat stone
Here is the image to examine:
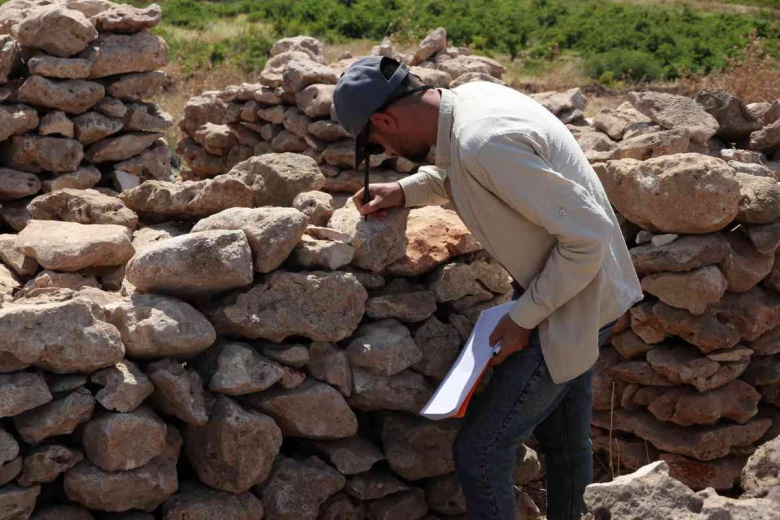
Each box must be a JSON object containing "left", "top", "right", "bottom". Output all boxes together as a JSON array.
[
  {"left": 312, "top": 436, "right": 385, "bottom": 475},
  {"left": 0, "top": 167, "right": 40, "bottom": 200},
  {"left": 592, "top": 409, "right": 771, "bottom": 461},
  {"left": 39, "top": 110, "right": 74, "bottom": 138},
  {"left": 96, "top": 96, "right": 127, "bottom": 118},
  {"left": 0, "top": 299, "right": 124, "bottom": 373},
  {"left": 282, "top": 59, "right": 338, "bottom": 94},
  {"left": 146, "top": 358, "right": 208, "bottom": 425},
  {"left": 611, "top": 329, "right": 655, "bottom": 360},
  {"left": 28, "top": 188, "right": 137, "bottom": 228},
  {"left": 630, "top": 234, "right": 732, "bottom": 275},
  {"left": 207, "top": 271, "right": 366, "bottom": 343},
  {"left": 307, "top": 341, "right": 352, "bottom": 397},
  {"left": 290, "top": 234, "right": 355, "bottom": 270},
  {"left": 42, "top": 165, "right": 101, "bottom": 192},
  {"left": 593, "top": 101, "right": 653, "bottom": 140},
  {"left": 349, "top": 368, "right": 433, "bottom": 413},
  {"left": 196, "top": 340, "right": 283, "bottom": 395},
  {"left": 161, "top": 484, "right": 264, "bottom": 520},
  {"left": 641, "top": 265, "right": 727, "bottom": 314},
  {"left": 611, "top": 128, "right": 690, "bottom": 161},
  {"left": 648, "top": 302, "right": 743, "bottom": 352},
  {"left": 193, "top": 122, "right": 236, "bottom": 155},
  {"left": 710, "top": 287, "right": 780, "bottom": 341},
  {"left": 14, "top": 387, "right": 94, "bottom": 444},
  {"left": 125, "top": 230, "right": 253, "bottom": 296},
  {"left": 85, "top": 132, "right": 161, "bottom": 163},
  {"left": 647, "top": 344, "right": 748, "bottom": 392},
  {"left": 72, "top": 111, "right": 123, "bottom": 145},
  {"left": 346, "top": 468, "right": 409, "bottom": 501},
  {"left": 255, "top": 455, "right": 344, "bottom": 520},
  {"left": 18, "top": 75, "right": 103, "bottom": 114},
  {"left": 27, "top": 54, "right": 91, "bottom": 79},
  {"left": 0, "top": 104, "right": 39, "bottom": 141},
  {"left": 661, "top": 453, "right": 745, "bottom": 492},
  {"left": 277, "top": 365, "right": 305, "bottom": 390},
  {"left": 742, "top": 355, "right": 780, "bottom": 386},
  {"left": 610, "top": 359, "right": 676, "bottom": 387},
  {"left": 629, "top": 91, "right": 720, "bottom": 144},
  {"left": 107, "top": 70, "right": 167, "bottom": 101},
  {"left": 227, "top": 153, "right": 326, "bottom": 207},
  {"left": 751, "top": 119, "right": 780, "bottom": 153},
  {"left": 696, "top": 88, "right": 763, "bottom": 141},
  {"left": 244, "top": 379, "right": 357, "bottom": 440},
  {"left": 749, "top": 326, "right": 780, "bottom": 356},
  {"left": 346, "top": 318, "right": 422, "bottom": 376},
  {"left": 643, "top": 379, "right": 760, "bottom": 426},
  {"left": 718, "top": 231, "right": 776, "bottom": 294},
  {"left": 2, "top": 134, "right": 83, "bottom": 173},
  {"left": 428, "top": 258, "right": 511, "bottom": 303},
  {"left": 122, "top": 102, "right": 172, "bottom": 133},
  {"left": 0, "top": 485, "right": 39, "bottom": 520},
  {"left": 598, "top": 154, "right": 740, "bottom": 233},
  {"left": 16, "top": 220, "right": 133, "bottom": 272},
  {"left": 90, "top": 2, "right": 161, "bottom": 32},
  {"left": 64, "top": 428, "right": 181, "bottom": 512},
  {"left": 412, "top": 316, "right": 461, "bottom": 380},
  {"left": 82, "top": 407, "right": 167, "bottom": 471},
  {"left": 9, "top": 3, "right": 97, "bottom": 57},
  {"left": 308, "top": 120, "right": 350, "bottom": 142},
  {"left": 91, "top": 361, "right": 154, "bottom": 413},
  {"left": 119, "top": 175, "right": 253, "bottom": 223},
  {"left": 382, "top": 412, "right": 459, "bottom": 480},
  {"left": 0, "top": 372, "right": 52, "bottom": 418},
  {"left": 185, "top": 395, "right": 282, "bottom": 493},
  {"left": 78, "top": 32, "right": 167, "bottom": 78}
]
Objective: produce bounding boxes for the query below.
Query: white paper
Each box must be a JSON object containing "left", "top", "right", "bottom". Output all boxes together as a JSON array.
[{"left": 420, "top": 300, "right": 516, "bottom": 420}]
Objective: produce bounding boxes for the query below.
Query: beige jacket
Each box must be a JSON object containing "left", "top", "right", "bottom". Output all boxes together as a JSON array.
[{"left": 398, "top": 83, "right": 642, "bottom": 383}]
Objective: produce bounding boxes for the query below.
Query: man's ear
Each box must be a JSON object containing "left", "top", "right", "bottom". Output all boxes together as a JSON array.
[{"left": 370, "top": 111, "right": 397, "bottom": 133}]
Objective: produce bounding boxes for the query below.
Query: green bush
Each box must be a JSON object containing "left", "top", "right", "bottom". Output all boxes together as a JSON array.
[{"left": 587, "top": 49, "right": 664, "bottom": 82}]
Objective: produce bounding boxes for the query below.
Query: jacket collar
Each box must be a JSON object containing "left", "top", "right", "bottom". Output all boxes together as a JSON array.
[{"left": 435, "top": 88, "right": 456, "bottom": 170}]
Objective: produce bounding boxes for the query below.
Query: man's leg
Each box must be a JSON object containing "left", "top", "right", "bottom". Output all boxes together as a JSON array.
[
  {"left": 452, "top": 339, "right": 573, "bottom": 520},
  {"left": 532, "top": 369, "right": 593, "bottom": 520}
]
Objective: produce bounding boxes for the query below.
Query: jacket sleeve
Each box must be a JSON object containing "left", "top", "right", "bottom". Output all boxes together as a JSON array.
[
  {"left": 474, "top": 133, "right": 613, "bottom": 329},
  {"left": 397, "top": 165, "right": 450, "bottom": 207}
]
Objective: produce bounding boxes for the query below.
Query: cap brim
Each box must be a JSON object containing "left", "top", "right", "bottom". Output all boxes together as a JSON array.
[{"left": 355, "top": 125, "right": 370, "bottom": 170}]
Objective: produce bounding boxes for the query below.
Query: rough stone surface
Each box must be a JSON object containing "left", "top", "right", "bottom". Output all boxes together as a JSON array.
[
  {"left": 365, "top": 289, "right": 437, "bottom": 323},
  {"left": 631, "top": 234, "right": 732, "bottom": 274},
  {"left": 293, "top": 190, "right": 333, "bottom": 226},
  {"left": 611, "top": 128, "right": 690, "bottom": 161},
  {"left": 282, "top": 58, "right": 339, "bottom": 94},
  {"left": 28, "top": 188, "right": 138, "bottom": 228},
  {"left": 8, "top": 3, "right": 97, "bottom": 57},
  {"left": 42, "top": 165, "right": 101, "bottom": 192},
  {"left": 146, "top": 358, "right": 208, "bottom": 425},
  {"left": 0, "top": 371, "right": 52, "bottom": 418},
  {"left": 162, "top": 484, "right": 264, "bottom": 520},
  {"left": 78, "top": 32, "right": 168, "bottom": 78},
  {"left": 346, "top": 318, "right": 422, "bottom": 376},
  {"left": 16, "top": 220, "right": 133, "bottom": 271},
  {"left": 245, "top": 379, "right": 357, "bottom": 440},
  {"left": 39, "top": 110, "right": 74, "bottom": 138},
  {"left": 185, "top": 395, "right": 282, "bottom": 494},
  {"left": 641, "top": 265, "right": 727, "bottom": 314},
  {"left": 629, "top": 91, "right": 720, "bottom": 144},
  {"left": 255, "top": 455, "right": 345, "bottom": 520},
  {"left": 90, "top": 3, "right": 162, "bottom": 32},
  {"left": 647, "top": 344, "right": 749, "bottom": 392},
  {"left": 91, "top": 360, "right": 153, "bottom": 413},
  {"left": 412, "top": 316, "right": 462, "bottom": 380},
  {"left": 598, "top": 154, "right": 740, "bottom": 233},
  {"left": 72, "top": 111, "right": 123, "bottom": 145},
  {"left": 0, "top": 485, "right": 39, "bottom": 520},
  {"left": 660, "top": 453, "right": 745, "bottom": 492},
  {"left": 107, "top": 70, "right": 167, "bottom": 101},
  {"left": 307, "top": 341, "right": 352, "bottom": 397},
  {"left": 719, "top": 231, "right": 776, "bottom": 292},
  {"left": 382, "top": 412, "right": 459, "bottom": 480},
  {"left": 227, "top": 153, "right": 326, "bottom": 207},
  {"left": 2, "top": 134, "right": 84, "bottom": 174},
  {"left": 14, "top": 387, "right": 95, "bottom": 444},
  {"left": 81, "top": 407, "right": 167, "bottom": 471},
  {"left": 313, "top": 436, "right": 385, "bottom": 475},
  {"left": 695, "top": 88, "right": 764, "bottom": 141},
  {"left": 349, "top": 368, "right": 433, "bottom": 413},
  {"left": 18, "top": 75, "right": 104, "bottom": 114},
  {"left": 207, "top": 271, "right": 367, "bottom": 342},
  {"left": 642, "top": 379, "right": 761, "bottom": 426},
  {"left": 85, "top": 132, "right": 161, "bottom": 163},
  {"left": 429, "top": 258, "right": 511, "bottom": 303},
  {"left": 196, "top": 340, "right": 283, "bottom": 395},
  {"left": 64, "top": 428, "right": 181, "bottom": 512},
  {"left": 0, "top": 104, "right": 40, "bottom": 142},
  {"left": 125, "top": 230, "right": 253, "bottom": 296}
]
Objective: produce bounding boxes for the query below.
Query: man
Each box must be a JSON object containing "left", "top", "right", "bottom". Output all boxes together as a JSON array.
[{"left": 333, "top": 56, "right": 642, "bottom": 520}]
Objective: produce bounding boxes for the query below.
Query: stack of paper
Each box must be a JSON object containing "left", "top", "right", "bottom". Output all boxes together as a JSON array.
[{"left": 420, "top": 300, "right": 516, "bottom": 420}]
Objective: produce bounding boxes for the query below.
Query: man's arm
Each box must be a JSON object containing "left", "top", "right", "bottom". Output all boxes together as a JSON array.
[
  {"left": 475, "top": 133, "right": 613, "bottom": 329},
  {"left": 397, "top": 165, "right": 450, "bottom": 207}
]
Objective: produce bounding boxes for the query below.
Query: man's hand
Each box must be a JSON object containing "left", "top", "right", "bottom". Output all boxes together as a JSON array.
[
  {"left": 353, "top": 182, "right": 405, "bottom": 216},
  {"left": 489, "top": 314, "right": 532, "bottom": 366}
]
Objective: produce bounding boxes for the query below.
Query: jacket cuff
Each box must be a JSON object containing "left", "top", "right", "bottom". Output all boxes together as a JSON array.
[
  {"left": 508, "top": 292, "right": 550, "bottom": 330},
  {"left": 397, "top": 174, "right": 430, "bottom": 208}
]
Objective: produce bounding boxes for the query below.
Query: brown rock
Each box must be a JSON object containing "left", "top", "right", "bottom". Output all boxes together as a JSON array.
[
  {"left": 742, "top": 434, "right": 780, "bottom": 497},
  {"left": 282, "top": 59, "right": 338, "bottom": 94},
  {"left": 14, "top": 387, "right": 94, "bottom": 444},
  {"left": 736, "top": 172, "right": 780, "bottom": 225},
  {"left": 10, "top": 4, "right": 97, "bottom": 57},
  {"left": 258, "top": 343, "right": 310, "bottom": 369},
  {"left": 162, "top": 483, "right": 264, "bottom": 520},
  {"left": 0, "top": 372, "right": 51, "bottom": 418},
  {"left": 31, "top": 504, "right": 94, "bottom": 520},
  {"left": 367, "top": 488, "right": 428, "bottom": 520},
  {"left": 107, "top": 70, "right": 167, "bottom": 101},
  {"left": 245, "top": 379, "right": 357, "bottom": 439},
  {"left": 641, "top": 265, "right": 726, "bottom": 314},
  {"left": 0, "top": 104, "right": 39, "bottom": 141},
  {"left": 307, "top": 341, "right": 352, "bottom": 397},
  {"left": 710, "top": 287, "right": 780, "bottom": 341},
  {"left": 227, "top": 153, "right": 326, "bottom": 207},
  {"left": 425, "top": 473, "right": 464, "bottom": 515},
  {"left": 82, "top": 407, "right": 167, "bottom": 471},
  {"left": 16, "top": 220, "right": 133, "bottom": 272},
  {"left": 28, "top": 54, "right": 91, "bottom": 79},
  {"left": 79, "top": 32, "right": 167, "bottom": 78},
  {"left": 293, "top": 191, "right": 333, "bottom": 226},
  {"left": 17, "top": 270, "right": 97, "bottom": 298},
  {"left": 186, "top": 395, "right": 282, "bottom": 493},
  {"left": 18, "top": 444, "right": 83, "bottom": 486},
  {"left": 0, "top": 485, "right": 39, "bottom": 520},
  {"left": 0, "top": 167, "right": 40, "bottom": 200},
  {"left": 646, "top": 344, "right": 748, "bottom": 392},
  {"left": 312, "top": 436, "right": 385, "bottom": 475},
  {"left": 429, "top": 259, "right": 511, "bottom": 303},
  {"left": 191, "top": 207, "right": 307, "bottom": 273},
  {"left": 18, "top": 75, "right": 103, "bottom": 114},
  {"left": 718, "top": 231, "right": 776, "bottom": 293},
  {"left": 42, "top": 165, "right": 101, "bottom": 192},
  {"left": 652, "top": 302, "right": 743, "bottom": 352},
  {"left": 630, "top": 234, "right": 731, "bottom": 275},
  {"left": 747, "top": 221, "right": 780, "bottom": 254},
  {"left": 146, "top": 358, "right": 208, "bottom": 425},
  {"left": 40, "top": 110, "right": 74, "bottom": 138},
  {"left": 593, "top": 101, "right": 652, "bottom": 140},
  {"left": 598, "top": 154, "right": 739, "bottom": 233},
  {"left": 2, "top": 134, "right": 83, "bottom": 173},
  {"left": 592, "top": 408, "right": 771, "bottom": 461},
  {"left": 750, "top": 326, "right": 780, "bottom": 356},
  {"left": 91, "top": 361, "right": 154, "bottom": 413},
  {"left": 119, "top": 175, "right": 253, "bottom": 223},
  {"left": 611, "top": 330, "right": 654, "bottom": 361},
  {"left": 296, "top": 84, "right": 335, "bottom": 119},
  {"left": 629, "top": 91, "right": 720, "bottom": 144},
  {"left": 85, "top": 132, "right": 161, "bottom": 163},
  {"left": 743, "top": 355, "right": 780, "bottom": 386},
  {"left": 308, "top": 120, "right": 351, "bottom": 142},
  {"left": 365, "top": 290, "right": 437, "bottom": 323},
  {"left": 271, "top": 36, "right": 325, "bottom": 63},
  {"left": 382, "top": 412, "right": 458, "bottom": 480},
  {"left": 207, "top": 271, "right": 366, "bottom": 343},
  {"left": 64, "top": 427, "right": 181, "bottom": 512},
  {"left": 611, "top": 128, "right": 690, "bottom": 161},
  {"left": 122, "top": 102, "right": 172, "bottom": 133},
  {"left": 695, "top": 88, "right": 763, "bottom": 141},
  {"left": 751, "top": 119, "right": 780, "bottom": 153},
  {"left": 125, "top": 230, "right": 253, "bottom": 296},
  {"left": 72, "top": 111, "right": 123, "bottom": 145},
  {"left": 644, "top": 379, "right": 760, "bottom": 426},
  {"left": 196, "top": 340, "right": 283, "bottom": 395},
  {"left": 610, "top": 360, "right": 676, "bottom": 387},
  {"left": 349, "top": 368, "right": 433, "bottom": 413},
  {"left": 90, "top": 3, "right": 161, "bottom": 32},
  {"left": 346, "top": 318, "right": 422, "bottom": 376},
  {"left": 28, "top": 188, "right": 137, "bottom": 228},
  {"left": 412, "top": 316, "right": 461, "bottom": 380},
  {"left": 114, "top": 139, "right": 171, "bottom": 181},
  {"left": 661, "top": 453, "right": 745, "bottom": 491},
  {"left": 347, "top": 468, "right": 408, "bottom": 501}
]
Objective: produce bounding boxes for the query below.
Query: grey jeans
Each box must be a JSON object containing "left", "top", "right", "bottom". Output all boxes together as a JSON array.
[{"left": 453, "top": 323, "right": 614, "bottom": 520}]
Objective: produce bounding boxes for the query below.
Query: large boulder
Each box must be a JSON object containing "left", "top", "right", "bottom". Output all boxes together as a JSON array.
[
  {"left": 597, "top": 154, "right": 740, "bottom": 233},
  {"left": 18, "top": 75, "right": 104, "bottom": 114},
  {"left": 125, "top": 230, "right": 253, "bottom": 296},
  {"left": 8, "top": 3, "right": 97, "bottom": 57},
  {"left": 105, "top": 294, "right": 216, "bottom": 359},
  {"left": 78, "top": 32, "right": 168, "bottom": 78},
  {"left": 16, "top": 220, "right": 134, "bottom": 271},
  {"left": 191, "top": 207, "right": 307, "bottom": 273},
  {"left": 185, "top": 395, "right": 282, "bottom": 494},
  {"left": 119, "top": 176, "right": 254, "bottom": 223},
  {"left": 28, "top": 188, "right": 138, "bottom": 228},
  {"left": 207, "top": 271, "right": 366, "bottom": 343},
  {"left": 0, "top": 299, "right": 124, "bottom": 373},
  {"left": 695, "top": 88, "right": 763, "bottom": 142},
  {"left": 244, "top": 379, "right": 358, "bottom": 440},
  {"left": 629, "top": 91, "right": 720, "bottom": 144},
  {"left": 227, "top": 153, "right": 326, "bottom": 207}
]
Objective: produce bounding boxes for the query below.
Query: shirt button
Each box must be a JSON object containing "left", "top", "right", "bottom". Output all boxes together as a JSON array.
[{"left": 560, "top": 209, "right": 566, "bottom": 216}]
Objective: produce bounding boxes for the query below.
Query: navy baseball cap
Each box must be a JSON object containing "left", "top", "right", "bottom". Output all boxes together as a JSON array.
[{"left": 334, "top": 56, "right": 427, "bottom": 169}]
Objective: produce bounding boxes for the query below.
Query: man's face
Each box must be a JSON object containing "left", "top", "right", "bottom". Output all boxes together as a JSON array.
[{"left": 368, "top": 110, "right": 431, "bottom": 164}]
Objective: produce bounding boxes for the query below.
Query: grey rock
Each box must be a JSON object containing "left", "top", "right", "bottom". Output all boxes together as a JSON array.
[
  {"left": 307, "top": 341, "right": 352, "bottom": 397},
  {"left": 18, "top": 444, "right": 83, "bottom": 486},
  {"left": 196, "top": 340, "right": 284, "bottom": 395},
  {"left": 14, "top": 387, "right": 94, "bottom": 444},
  {"left": 227, "top": 153, "right": 326, "bottom": 207},
  {"left": 0, "top": 371, "right": 52, "bottom": 418},
  {"left": 91, "top": 361, "right": 153, "bottom": 413},
  {"left": 346, "top": 318, "right": 422, "bottom": 376},
  {"left": 82, "top": 407, "right": 167, "bottom": 471},
  {"left": 146, "top": 358, "right": 208, "bottom": 425},
  {"left": 382, "top": 412, "right": 459, "bottom": 480}
]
